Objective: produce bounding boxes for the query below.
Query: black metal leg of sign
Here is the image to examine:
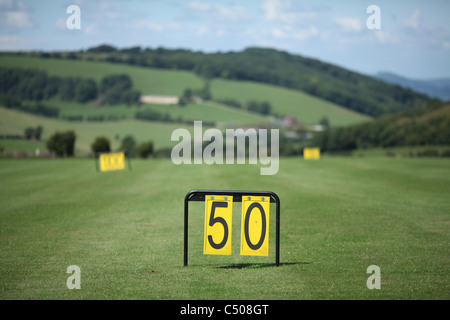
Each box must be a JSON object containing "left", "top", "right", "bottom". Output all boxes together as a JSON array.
[
  {"left": 276, "top": 199, "right": 280, "bottom": 267},
  {"left": 126, "top": 152, "right": 132, "bottom": 171},
  {"left": 183, "top": 190, "right": 280, "bottom": 267},
  {"left": 184, "top": 193, "right": 189, "bottom": 267},
  {"left": 95, "top": 154, "right": 99, "bottom": 172}
]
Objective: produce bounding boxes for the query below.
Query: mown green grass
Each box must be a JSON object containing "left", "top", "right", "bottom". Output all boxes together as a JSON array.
[
  {"left": 0, "top": 139, "right": 46, "bottom": 155},
  {"left": 0, "top": 157, "right": 448, "bottom": 299}
]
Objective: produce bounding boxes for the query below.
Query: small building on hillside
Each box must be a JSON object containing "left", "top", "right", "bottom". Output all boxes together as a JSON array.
[{"left": 282, "top": 116, "right": 299, "bottom": 127}]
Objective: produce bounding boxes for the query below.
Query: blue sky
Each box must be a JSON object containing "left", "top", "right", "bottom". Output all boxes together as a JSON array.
[{"left": 0, "top": 0, "right": 449, "bottom": 79}]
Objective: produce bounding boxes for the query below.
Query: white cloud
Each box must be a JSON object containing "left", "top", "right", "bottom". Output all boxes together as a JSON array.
[
  {"left": 55, "top": 17, "right": 66, "bottom": 30},
  {"left": 401, "top": 8, "right": 450, "bottom": 49},
  {"left": 405, "top": 9, "right": 422, "bottom": 30},
  {"left": 271, "top": 28, "right": 285, "bottom": 39},
  {"left": 0, "top": 0, "right": 34, "bottom": 29},
  {"left": 293, "top": 26, "right": 319, "bottom": 41},
  {"left": 262, "top": 0, "right": 289, "bottom": 21},
  {"left": 0, "top": 34, "right": 18, "bottom": 43},
  {"left": 262, "top": 0, "right": 318, "bottom": 25},
  {"left": 375, "top": 30, "right": 397, "bottom": 44},
  {"left": 0, "top": 0, "right": 27, "bottom": 10},
  {"left": 187, "top": 1, "right": 212, "bottom": 12},
  {"left": 0, "top": 0, "right": 13, "bottom": 9},
  {"left": 186, "top": 1, "right": 248, "bottom": 21},
  {"left": 216, "top": 5, "right": 248, "bottom": 21},
  {"left": 5, "top": 11, "right": 33, "bottom": 28},
  {"left": 133, "top": 20, "right": 181, "bottom": 33},
  {"left": 269, "top": 25, "right": 318, "bottom": 41},
  {"left": 334, "top": 17, "right": 363, "bottom": 32},
  {"left": 134, "top": 20, "right": 163, "bottom": 32},
  {"left": 85, "top": 24, "right": 99, "bottom": 35},
  {"left": 196, "top": 26, "right": 208, "bottom": 37},
  {"left": 0, "top": 34, "right": 26, "bottom": 50}
]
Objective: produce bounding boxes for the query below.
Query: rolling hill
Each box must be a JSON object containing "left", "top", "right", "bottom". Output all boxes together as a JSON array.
[
  {"left": 0, "top": 53, "right": 376, "bottom": 155},
  {"left": 31, "top": 45, "right": 430, "bottom": 116},
  {"left": 0, "top": 54, "right": 370, "bottom": 126}
]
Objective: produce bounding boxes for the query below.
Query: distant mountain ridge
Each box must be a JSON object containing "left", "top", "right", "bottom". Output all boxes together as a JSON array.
[{"left": 375, "top": 72, "right": 450, "bottom": 101}]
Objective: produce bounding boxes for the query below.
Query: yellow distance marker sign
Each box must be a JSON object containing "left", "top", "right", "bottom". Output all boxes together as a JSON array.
[
  {"left": 99, "top": 152, "right": 126, "bottom": 172},
  {"left": 240, "top": 196, "right": 270, "bottom": 256},
  {"left": 304, "top": 147, "right": 320, "bottom": 160},
  {"left": 203, "top": 195, "right": 233, "bottom": 255}
]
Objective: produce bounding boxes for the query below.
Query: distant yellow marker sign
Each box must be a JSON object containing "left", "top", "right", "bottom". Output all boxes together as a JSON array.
[
  {"left": 203, "top": 195, "right": 233, "bottom": 255},
  {"left": 99, "top": 152, "right": 126, "bottom": 172},
  {"left": 303, "top": 147, "right": 320, "bottom": 160},
  {"left": 240, "top": 196, "right": 270, "bottom": 256}
]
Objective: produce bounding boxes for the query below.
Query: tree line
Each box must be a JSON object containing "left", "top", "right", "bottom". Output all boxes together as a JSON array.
[
  {"left": 134, "top": 108, "right": 215, "bottom": 127},
  {"left": 179, "top": 84, "right": 273, "bottom": 116},
  {"left": 308, "top": 100, "right": 450, "bottom": 152},
  {"left": 44, "top": 131, "right": 155, "bottom": 159},
  {"left": 0, "top": 67, "right": 141, "bottom": 112}
]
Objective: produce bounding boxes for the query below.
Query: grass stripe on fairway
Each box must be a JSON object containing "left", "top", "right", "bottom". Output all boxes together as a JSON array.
[{"left": 0, "top": 157, "right": 449, "bottom": 299}]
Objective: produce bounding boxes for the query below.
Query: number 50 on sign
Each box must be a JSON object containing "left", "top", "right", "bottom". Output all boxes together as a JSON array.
[{"left": 203, "top": 195, "right": 270, "bottom": 257}]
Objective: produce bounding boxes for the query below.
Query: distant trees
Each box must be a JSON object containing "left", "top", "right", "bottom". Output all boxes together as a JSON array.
[
  {"left": 46, "top": 131, "right": 76, "bottom": 157},
  {"left": 135, "top": 109, "right": 173, "bottom": 122},
  {"left": 87, "top": 44, "right": 117, "bottom": 53},
  {"left": 319, "top": 117, "right": 330, "bottom": 128},
  {"left": 178, "top": 83, "right": 211, "bottom": 106},
  {"left": 216, "top": 98, "right": 272, "bottom": 115},
  {"left": 136, "top": 141, "right": 154, "bottom": 158},
  {"left": 119, "top": 135, "right": 136, "bottom": 157},
  {"left": 100, "top": 74, "right": 140, "bottom": 106},
  {"left": 24, "top": 126, "right": 43, "bottom": 140},
  {"left": 2, "top": 101, "right": 60, "bottom": 118},
  {"left": 91, "top": 136, "right": 111, "bottom": 154},
  {"left": 75, "top": 79, "right": 97, "bottom": 103},
  {"left": 89, "top": 135, "right": 153, "bottom": 158},
  {"left": 309, "top": 100, "right": 450, "bottom": 152},
  {"left": 0, "top": 67, "right": 141, "bottom": 115},
  {"left": 246, "top": 100, "right": 271, "bottom": 115},
  {"left": 178, "top": 88, "right": 193, "bottom": 106}
]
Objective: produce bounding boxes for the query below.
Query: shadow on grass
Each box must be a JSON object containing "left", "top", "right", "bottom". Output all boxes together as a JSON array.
[{"left": 216, "top": 262, "right": 311, "bottom": 269}]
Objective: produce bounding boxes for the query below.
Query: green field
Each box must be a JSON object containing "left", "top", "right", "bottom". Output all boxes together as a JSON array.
[
  {"left": 0, "top": 157, "right": 448, "bottom": 300},
  {"left": 0, "top": 55, "right": 204, "bottom": 96},
  {"left": 0, "top": 105, "right": 268, "bottom": 155},
  {"left": 210, "top": 78, "right": 371, "bottom": 126},
  {"left": 0, "top": 106, "right": 193, "bottom": 154},
  {"left": 47, "top": 99, "right": 270, "bottom": 127}
]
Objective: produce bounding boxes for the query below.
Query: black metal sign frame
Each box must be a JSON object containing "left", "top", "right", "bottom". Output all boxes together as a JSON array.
[{"left": 184, "top": 190, "right": 280, "bottom": 267}]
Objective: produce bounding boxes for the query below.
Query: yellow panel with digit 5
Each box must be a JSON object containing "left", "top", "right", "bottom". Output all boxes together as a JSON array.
[{"left": 203, "top": 195, "right": 233, "bottom": 255}]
